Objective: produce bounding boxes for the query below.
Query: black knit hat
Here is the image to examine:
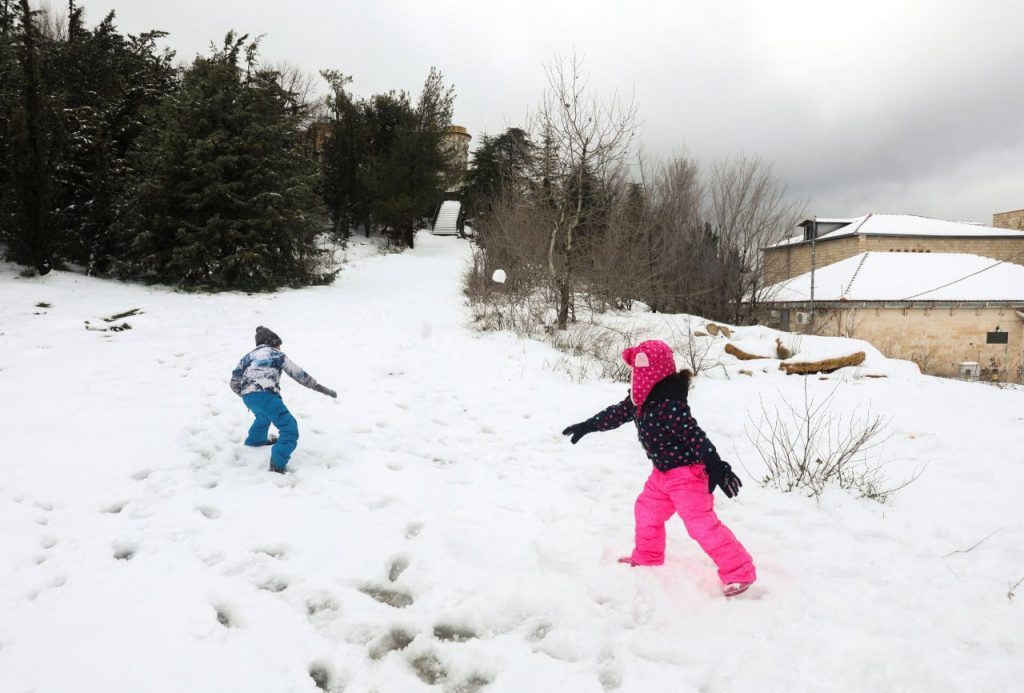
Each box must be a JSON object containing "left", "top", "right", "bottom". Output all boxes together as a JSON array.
[{"left": 255, "top": 326, "right": 282, "bottom": 348}]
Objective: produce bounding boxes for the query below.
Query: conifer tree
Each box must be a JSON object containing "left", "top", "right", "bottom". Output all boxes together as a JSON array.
[
  {"left": 120, "top": 33, "right": 330, "bottom": 290},
  {"left": 319, "top": 70, "right": 369, "bottom": 238},
  {"left": 364, "top": 68, "right": 454, "bottom": 249},
  {"left": 464, "top": 127, "right": 534, "bottom": 219},
  {"left": 53, "top": 3, "right": 174, "bottom": 274},
  {"left": 0, "top": 0, "right": 63, "bottom": 274}
]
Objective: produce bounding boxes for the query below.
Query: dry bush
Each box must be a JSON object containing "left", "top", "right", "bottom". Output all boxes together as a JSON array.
[
  {"left": 667, "top": 323, "right": 728, "bottom": 378},
  {"left": 465, "top": 192, "right": 556, "bottom": 334},
  {"left": 547, "top": 321, "right": 640, "bottom": 382},
  {"left": 746, "top": 381, "right": 920, "bottom": 502}
]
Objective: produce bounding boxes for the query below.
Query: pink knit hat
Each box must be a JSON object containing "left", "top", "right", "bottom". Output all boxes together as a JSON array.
[{"left": 622, "top": 340, "right": 677, "bottom": 410}]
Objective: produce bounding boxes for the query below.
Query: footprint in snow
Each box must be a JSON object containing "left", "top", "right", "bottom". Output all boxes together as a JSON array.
[
  {"left": 308, "top": 663, "right": 335, "bottom": 692},
  {"left": 213, "top": 602, "right": 238, "bottom": 628},
  {"left": 404, "top": 521, "right": 424, "bottom": 539},
  {"left": 113, "top": 539, "right": 138, "bottom": 561},
  {"left": 410, "top": 652, "right": 448, "bottom": 686},
  {"left": 306, "top": 591, "right": 340, "bottom": 620},
  {"left": 254, "top": 544, "right": 288, "bottom": 560},
  {"left": 367, "top": 627, "right": 415, "bottom": 660},
  {"left": 39, "top": 536, "right": 58, "bottom": 550},
  {"left": 359, "top": 585, "right": 413, "bottom": 608},
  {"left": 597, "top": 649, "right": 624, "bottom": 691},
  {"left": 101, "top": 500, "right": 128, "bottom": 514},
  {"left": 387, "top": 554, "right": 410, "bottom": 582},
  {"left": 258, "top": 576, "right": 290, "bottom": 593},
  {"left": 196, "top": 505, "right": 222, "bottom": 520},
  {"left": 433, "top": 624, "right": 477, "bottom": 643},
  {"left": 131, "top": 468, "right": 152, "bottom": 481}
]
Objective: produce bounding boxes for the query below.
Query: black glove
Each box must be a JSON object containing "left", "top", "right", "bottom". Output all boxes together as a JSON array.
[
  {"left": 706, "top": 460, "right": 742, "bottom": 498},
  {"left": 315, "top": 384, "right": 337, "bottom": 399},
  {"left": 561, "top": 421, "right": 595, "bottom": 444}
]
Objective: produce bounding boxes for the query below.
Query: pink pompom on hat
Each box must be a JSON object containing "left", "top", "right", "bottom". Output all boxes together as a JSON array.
[{"left": 622, "top": 339, "right": 677, "bottom": 409}]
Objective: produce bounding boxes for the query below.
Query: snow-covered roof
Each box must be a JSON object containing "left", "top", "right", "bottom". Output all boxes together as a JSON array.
[
  {"left": 763, "top": 252, "right": 1024, "bottom": 303},
  {"left": 769, "top": 213, "right": 1024, "bottom": 247}
]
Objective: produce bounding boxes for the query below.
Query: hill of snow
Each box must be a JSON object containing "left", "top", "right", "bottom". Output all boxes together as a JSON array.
[{"left": 1, "top": 233, "right": 1022, "bottom": 692}]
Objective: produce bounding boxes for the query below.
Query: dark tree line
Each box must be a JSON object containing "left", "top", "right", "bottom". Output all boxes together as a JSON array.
[
  {"left": 318, "top": 66, "right": 456, "bottom": 249},
  {"left": 1, "top": 2, "right": 458, "bottom": 289},
  {"left": 0, "top": 2, "right": 330, "bottom": 289}
]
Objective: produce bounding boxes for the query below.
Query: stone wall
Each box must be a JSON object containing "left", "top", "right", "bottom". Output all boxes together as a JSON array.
[
  {"left": 763, "top": 236, "right": 863, "bottom": 284},
  {"left": 993, "top": 209, "right": 1024, "bottom": 230},
  {"left": 810, "top": 305, "right": 1024, "bottom": 379},
  {"left": 764, "top": 235, "right": 1024, "bottom": 283}
]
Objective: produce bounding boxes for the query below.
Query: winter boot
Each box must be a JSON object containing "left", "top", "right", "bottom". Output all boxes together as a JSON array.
[
  {"left": 247, "top": 436, "right": 278, "bottom": 447},
  {"left": 723, "top": 582, "right": 752, "bottom": 598},
  {"left": 268, "top": 462, "right": 286, "bottom": 474}
]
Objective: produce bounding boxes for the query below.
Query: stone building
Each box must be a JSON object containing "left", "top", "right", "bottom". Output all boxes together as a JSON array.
[
  {"left": 758, "top": 250, "right": 1024, "bottom": 379},
  {"left": 993, "top": 208, "right": 1024, "bottom": 231},
  {"left": 756, "top": 214, "right": 1024, "bottom": 379},
  {"left": 763, "top": 214, "right": 1024, "bottom": 285}
]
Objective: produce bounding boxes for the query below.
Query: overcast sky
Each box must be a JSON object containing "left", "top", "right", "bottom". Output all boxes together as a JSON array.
[{"left": 74, "top": 0, "right": 1024, "bottom": 224}]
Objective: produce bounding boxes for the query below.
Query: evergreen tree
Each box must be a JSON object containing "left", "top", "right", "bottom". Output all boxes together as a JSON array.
[
  {"left": 364, "top": 68, "right": 454, "bottom": 249},
  {"left": 319, "top": 70, "right": 369, "bottom": 238},
  {"left": 0, "top": 1, "right": 16, "bottom": 231},
  {"left": 0, "top": 0, "right": 63, "bottom": 274},
  {"left": 464, "top": 127, "right": 534, "bottom": 218},
  {"left": 53, "top": 3, "right": 174, "bottom": 274},
  {"left": 120, "top": 33, "right": 331, "bottom": 290}
]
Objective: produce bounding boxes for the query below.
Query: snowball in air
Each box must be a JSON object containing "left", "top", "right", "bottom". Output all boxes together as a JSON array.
[{"left": 492, "top": 269, "right": 507, "bottom": 284}]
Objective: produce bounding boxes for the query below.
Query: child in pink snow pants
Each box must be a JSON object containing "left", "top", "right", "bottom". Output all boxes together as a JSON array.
[{"left": 562, "top": 339, "right": 756, "bottom": 597}]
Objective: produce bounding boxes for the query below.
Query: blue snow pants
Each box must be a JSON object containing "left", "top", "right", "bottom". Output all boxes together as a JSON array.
[{"left": 242, "top": 392, "right": 298, "bottom": 471}]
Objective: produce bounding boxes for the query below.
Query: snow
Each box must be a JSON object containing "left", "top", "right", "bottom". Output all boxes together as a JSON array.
[
  {"left": 765, "top": 251, "right": 1024, "bottom": 302},
  {"left": 770, "top": 213, "right": 1024, "bottom": 247},
  {"left": 2, "top": 233, "right": 1023, "bottom": 692}
]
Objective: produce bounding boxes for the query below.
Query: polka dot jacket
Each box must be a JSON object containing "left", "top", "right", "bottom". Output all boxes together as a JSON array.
[{"left": 581, "top": 372, "right": 723, "bottom": 472}]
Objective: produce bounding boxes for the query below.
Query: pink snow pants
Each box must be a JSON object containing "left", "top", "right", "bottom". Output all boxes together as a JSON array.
[{"left": 630, "top": 465, "right": 756, "bottom": 584}]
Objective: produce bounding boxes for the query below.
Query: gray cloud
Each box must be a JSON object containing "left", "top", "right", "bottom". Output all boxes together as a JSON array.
[{"left": 76, "top": 0, "right": 1024, "bottom": 223}]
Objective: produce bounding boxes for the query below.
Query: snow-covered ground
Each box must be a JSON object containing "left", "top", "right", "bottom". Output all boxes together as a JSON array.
[{"left": 1, "top": 233, "right": 1022, "bottom": 692}]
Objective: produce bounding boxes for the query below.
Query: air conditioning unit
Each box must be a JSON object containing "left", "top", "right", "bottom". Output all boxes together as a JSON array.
[
  {"left": 794, "top": 312, "right": 811, "bottom": 325},
  {"left": 958, "top": 362, "right": 980, "bottom": 380}
]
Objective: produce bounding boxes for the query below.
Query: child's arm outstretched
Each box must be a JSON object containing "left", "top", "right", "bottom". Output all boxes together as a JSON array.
[
  {"left": 282, "top": 356, "right": 337, "bottom": 398},
  {"left": 562, "top": 395, "right": 636, "bottom": 444}
]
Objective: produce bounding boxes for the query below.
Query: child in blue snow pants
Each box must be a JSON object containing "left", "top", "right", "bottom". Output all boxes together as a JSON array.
[
  {"left": 230, "top": 326, "right": 337, "bottom": 473},
  {"left": 242, "top": 391, "right": 299, "bottom": 472}
]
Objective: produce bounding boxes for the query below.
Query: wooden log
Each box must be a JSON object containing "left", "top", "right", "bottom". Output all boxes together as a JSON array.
[
  {"left": 725, "top": 343, "right": 772, "bottom": 361},
  {"left": 779, "top": 352, "right": 866, "bottom": 375}
]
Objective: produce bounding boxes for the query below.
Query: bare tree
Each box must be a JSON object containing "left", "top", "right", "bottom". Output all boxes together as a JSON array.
[
  {"left": 533, "top": 52, "right": 637, "bottom": 329},
  {"left": 706, "top": 155, "right": 805, "bottom": 323},
  {"left": 272, "top": 60, "right": 320, "bottom": 121}
]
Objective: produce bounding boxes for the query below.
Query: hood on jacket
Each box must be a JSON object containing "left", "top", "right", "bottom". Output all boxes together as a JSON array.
[{"left": 622, "top": 340, "right": 677, "bottom": 409}]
